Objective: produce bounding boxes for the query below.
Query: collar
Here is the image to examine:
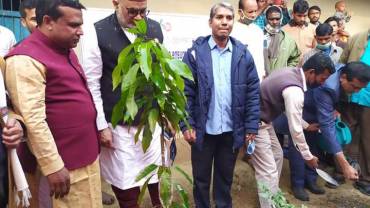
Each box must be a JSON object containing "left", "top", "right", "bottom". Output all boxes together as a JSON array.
[
  {"left": 208, "top": 36, "right": 233, "bottom": 53},
  {"left": 299, "top": 68, "right": 307, "bottom": 92}
]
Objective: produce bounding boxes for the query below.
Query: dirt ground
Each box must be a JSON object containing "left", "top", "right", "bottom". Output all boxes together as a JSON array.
[{"left": 103, "top": 138, "right": 370, "bottom": 208}]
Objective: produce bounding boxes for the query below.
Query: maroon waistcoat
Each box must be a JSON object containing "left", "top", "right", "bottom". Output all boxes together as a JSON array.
[{"left": 6, "top": 29, "right": 99, "bottom": 171}]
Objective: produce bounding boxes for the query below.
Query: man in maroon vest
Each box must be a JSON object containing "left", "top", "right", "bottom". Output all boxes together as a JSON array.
[{"left": 4, "top": 0, "right": 101, "bottom": 207}]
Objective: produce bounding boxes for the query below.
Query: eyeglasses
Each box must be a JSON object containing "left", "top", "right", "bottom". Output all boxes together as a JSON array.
[{"left": 126, "top": 7, "right": 150, "bottom": 17}]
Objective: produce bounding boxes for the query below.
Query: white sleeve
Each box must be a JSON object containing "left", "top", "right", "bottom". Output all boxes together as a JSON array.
[
  {"left": 282, "top": 86, "right": 313, "bottom": 160},
  {"left": 81, "top": 24, "right": 108, "bottom": 131},
  {"left": 255, "top": 28, "right": 266, "bottom": 81}
]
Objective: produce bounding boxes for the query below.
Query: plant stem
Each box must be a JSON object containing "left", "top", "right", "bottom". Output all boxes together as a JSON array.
[{"left": 159, "top": 112, "right": 166, "bottom": 167}]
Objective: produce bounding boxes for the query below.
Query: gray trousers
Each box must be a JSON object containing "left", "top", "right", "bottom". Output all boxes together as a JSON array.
[{"left": 252, "top": 122, "right": 284, "bottom": 208}]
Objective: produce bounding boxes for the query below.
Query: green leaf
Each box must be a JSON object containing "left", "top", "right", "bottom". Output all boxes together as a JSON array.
[
  {"left": 128, "top": 27, "right": 140, "bottom": 35},
  {"left": 174, "top": 183, "right": 190, "bottom": 208},
  {"left": 150, "top": 63, "right": 166, "bottom": 91},
  {"left": 111, "top": 99, "right": 125, "bottom": 127},
  {"left": 160, "top": 169, "right": 172, "bottom": 207},
  {"left": 157, "top": 94, "right": 166, "bottom": 110},
  {"left": 121, "top": 64, "right": 140, "bottom": 93},
  {"left": 138, "top": 42, "right": 152, "bottom": 79},
  {"left": 126, "top": 83, "right": 138, "bottom": 120},
  {"left": 174, "top": 166, "right": 193, "bottom": 185},
  {"left": 134, "top": 123, "right": 144, "bottom": 144},
  {"left": 112, "top": 66, "right": 122, "bottom": 91},
  {"left": 137, "top": 175, "right": 153, "bottom": 205},
  {"left": 136, "top": 164, "right": 158, "bottom": 182},
  {"left": 159, "top": 43, "right": 172, "bottom": 59},
  {"left": 142, "top": 124, "right": 153, "bottom": 153},
  {"left": 135, "top": 19, "right": 147, "bottom": 35},
  {"left": 148, "top": 109, "right": 159, "bottom": 133},
  {"left": 165, "top": 59, "right": 194, "bottom": 81}
]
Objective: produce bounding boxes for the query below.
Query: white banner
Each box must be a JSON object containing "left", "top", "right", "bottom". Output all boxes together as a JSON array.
[{"left": 81, "top": 8, "right": 210, "bottom": 60}]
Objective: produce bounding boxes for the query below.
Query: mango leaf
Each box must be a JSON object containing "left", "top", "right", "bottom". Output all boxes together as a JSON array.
[
  {"left": 121, "top": 52, "right": 136, "bottom": 76},
  {"left": 128, "top": 27, "right": 140, "bottom": 35},
  {"left": 160, "top": 169, "right": 172, "bottom": 207},
  {"left": 126, "top": 83, "right": 138, "bottom": 120},
  {"left": 165, "top": 59, "right": 194, "bottom": 81},
  {"left": 135, "top": 19, "right": 147, "bottom": 35},
  {"left": 111, "top": 99, "right": 125, "bottom": 127},
  {"left": 134, "top": 123, "right": 144, "bottom": 144},
  {"left": 174, "top": 183, "right": 190, "bottom": 208},
  {"left": 142, "top": 124, "right": 153, "bottom": 153},
  {"left": 138, "top": 42, "right": 152, "bottom": 79},
  {"left": 138, "top": 174, "right": 153, "bottom": 205},
  {"left": 121, "top": 64, "right": 140, "bottom": 93},
  {"left": 136, "top": 164, "right": 158, "bottom": 182},
  {"left": 156, "top": 94, "right": 166, "bottom": 110},
  {"left": 150, "top": 63, "right": 166, "bottom": 91},
  {"left": 148, "top": 109, "right": 159, "bottom": 133},
  {"left": 112, "top": 66, "right": 122, "bottom": 91},
  {"left": 159, "top": 43, "right": 173, "bottom": 59},
  {"left": 174, "top": 166, "right": 193, "bottom": 185},
  {"left": 117, "top": 43, "right": 135, "bottom": 67}
]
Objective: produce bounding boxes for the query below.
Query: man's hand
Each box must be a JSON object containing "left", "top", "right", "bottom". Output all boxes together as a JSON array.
[
  {"left": 183, "top": 129, "right": 196, "bottom": 144},
  {"left": 47, "top": 167, "right": 70, "bottom": 199},
  {"left": 343, "top": 163, "right": 359, "bottom": 180},
  {"left": 305, "top": 156, "right": 319, "bottom": 169},
  {"left": 305, "top": 123, "right": 320, "bottom": 132},
  {"left": 99, "top": 127, "right": 114, "bottom": 149},
  {"left": 245, "top": 133, "right": 256, "bottom": 143},
  {"left": 2, "top": 118, "right": 23, "bottom": 149}
]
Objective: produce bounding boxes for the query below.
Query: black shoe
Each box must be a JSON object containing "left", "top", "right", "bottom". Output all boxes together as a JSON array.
[
  {"left": 292, "top": 187, "right": 309, "bottom": 201},
  {"left": 305, "top": 182, "right": 325, "bottom": 194},
  {"left": 353, "top": 181, "right": 370, "bottom": 196}
]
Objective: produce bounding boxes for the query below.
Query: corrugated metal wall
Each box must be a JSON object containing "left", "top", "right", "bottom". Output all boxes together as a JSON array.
[{"left": 0, "top": 0, "right": 30, "bottom": 42}]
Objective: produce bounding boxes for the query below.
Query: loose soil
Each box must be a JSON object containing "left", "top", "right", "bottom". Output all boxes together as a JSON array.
[{"left": 103, "top": 139, "right": 370, "bottom": 208}]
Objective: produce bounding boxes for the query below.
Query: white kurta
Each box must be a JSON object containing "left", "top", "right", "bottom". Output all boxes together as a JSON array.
[{"left": 80, "top": 20, "right": 162, "bottom": 190}]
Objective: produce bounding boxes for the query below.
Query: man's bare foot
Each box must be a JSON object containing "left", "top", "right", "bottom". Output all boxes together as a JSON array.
[{"left": 102, "top": 191, "right": 115, "bottom": 205}]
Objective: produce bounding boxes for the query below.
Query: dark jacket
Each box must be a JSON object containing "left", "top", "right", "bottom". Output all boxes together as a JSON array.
[
  {"left": 95, "top": 14, "right": 163, "bottom": 124},
  {"left": 181, "top": 36, "right": 260, "bottom": 150},
  {"left": 310, "top": 68, "right": 345, "bottom": 154}
]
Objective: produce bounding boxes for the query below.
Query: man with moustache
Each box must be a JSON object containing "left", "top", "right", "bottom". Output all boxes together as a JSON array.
[
  {"left": 181, "top": 2, "right": 260, "bottom": 207},
  {"left": 82, "top": 0, "right": 163, "bottom": 207},
  {"left": 5, "top": 0, "right": 101, "bottom": 207},
  {"left": 263, "top": 5, "right": 301, "bottom": 75},
  {"left": 232, "top": 0, "right": 265, "bottom": 81},
  {"left": 283, "top": 0, "right": 316, "bottom": 58},
  {"left": 252, "top": 53, "right": 335, "bottom": 208},
  {"left": 19, "top": 0, "right": 38, "bottom": 33},
  {"left": 308, "top": 5, "right": 321, "bottom": 26}
]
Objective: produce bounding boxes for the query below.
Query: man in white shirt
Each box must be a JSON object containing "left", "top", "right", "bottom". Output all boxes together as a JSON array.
[
  {"left": 231, "top": 0, "right": 265, "bottom": 81},
  {"left": 81, "top": 0, "right": 163, "bottom": 207},
  {"left": 0, "top": 26, "right": 16, "bottom": 57},
  {"left": 253, "top": 53, "right": 336, "bottom": 208}
]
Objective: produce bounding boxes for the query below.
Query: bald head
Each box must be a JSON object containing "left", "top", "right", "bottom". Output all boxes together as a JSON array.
[
  {"left": 238, "top": 0, "right": 258, "bottom": 20},
  {"left": 239, "top": 0, "right": 258, "bottom": 10}
]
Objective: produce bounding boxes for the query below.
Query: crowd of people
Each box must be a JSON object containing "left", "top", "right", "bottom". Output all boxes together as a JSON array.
[{"left": 0, "top": 0, "right": 369, "bottom": 208}]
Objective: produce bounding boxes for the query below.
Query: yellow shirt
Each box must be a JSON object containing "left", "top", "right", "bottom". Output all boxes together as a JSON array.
[
  {"left": 4, "top": 55, "right": 64, "bottom": 176},
  {"left": 283, "top": 23, "right": 316, "bottom": 58}
]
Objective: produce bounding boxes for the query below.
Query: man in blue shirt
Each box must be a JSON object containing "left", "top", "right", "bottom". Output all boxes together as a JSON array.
[
  {"left": 181, "top": 2, "right": 260, "bottom": 207},
  {"left": 340, "top": 29, "right": 370, "bottom": 195}
]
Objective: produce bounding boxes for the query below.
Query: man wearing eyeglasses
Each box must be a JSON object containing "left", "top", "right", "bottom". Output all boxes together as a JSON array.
[{"left": 82, "top": 0, "right": 163, "bottom": 207}]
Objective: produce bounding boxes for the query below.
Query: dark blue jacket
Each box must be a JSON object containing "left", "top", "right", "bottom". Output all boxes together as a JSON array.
[
  {"left": 309, "top": 69, "right": 344, "bottom": 154},
  {"left": 181, "top": 36, "right": 260, "bottom": 150}
]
